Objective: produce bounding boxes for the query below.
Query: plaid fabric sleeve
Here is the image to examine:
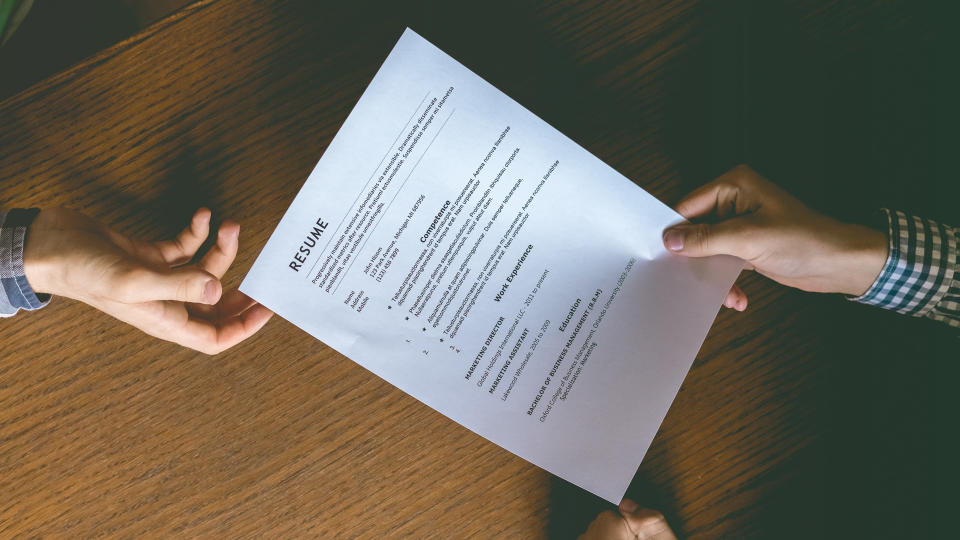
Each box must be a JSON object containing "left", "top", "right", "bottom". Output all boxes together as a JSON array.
[
  {"left": 851, "top": 209, "right": 959, "bottom": 328},
  {"left": 0, "top": 208, "right": 51, "bottom": 317}
]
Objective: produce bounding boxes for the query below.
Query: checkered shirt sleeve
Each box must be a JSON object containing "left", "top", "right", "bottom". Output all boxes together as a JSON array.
[
  {"left": 852, "top": 209, "right": 959, "bottom": 329},
  {"left": 0, "top": 208, "right": 51, "bottom": 317}
]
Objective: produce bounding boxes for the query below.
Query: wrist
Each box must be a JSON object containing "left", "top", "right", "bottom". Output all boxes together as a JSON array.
[
  {"left": 23, "top": 215, "right": 61, "bottom": 296},
  {"left": 832, "top": 222, "right": 889, "bottom": 297}
]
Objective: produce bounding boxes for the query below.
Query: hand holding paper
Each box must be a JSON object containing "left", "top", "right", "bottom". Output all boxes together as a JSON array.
[
  {"left": 241, "top": 28, "right": 742, "bottom": 502},
  {"left": 662, "top": 164, "right": 888, "bottom": 301}
]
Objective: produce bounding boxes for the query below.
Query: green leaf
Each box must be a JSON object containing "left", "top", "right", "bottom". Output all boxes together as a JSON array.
[{"left": 0, "top": 1, "right": 17, "bottom": 45}]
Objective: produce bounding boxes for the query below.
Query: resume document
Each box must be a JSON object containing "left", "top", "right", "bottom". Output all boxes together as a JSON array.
[{"left": 241, "top": 28, "right": 742, "bottom": 503}]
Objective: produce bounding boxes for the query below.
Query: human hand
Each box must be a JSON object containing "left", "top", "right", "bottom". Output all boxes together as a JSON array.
[
  {"left": 578, "top": 500, "right": 677, "bottom": 540},
  {"left": 662, "top": 165, "right": 888, "bottom": 311},
  {"left": 23, "top": 207, "right": 273, "bottom": 354}
]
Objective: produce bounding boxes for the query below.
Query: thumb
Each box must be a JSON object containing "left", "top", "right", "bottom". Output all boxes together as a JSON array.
[
  {"left": 618, "top": 500, "right": 677, "bottom": 540},
  {"left": 662, "top": 219, "right": 745, "bottom": 258},
  {"left": 116, "top": 265, "right": 222, "bottom": 304}
]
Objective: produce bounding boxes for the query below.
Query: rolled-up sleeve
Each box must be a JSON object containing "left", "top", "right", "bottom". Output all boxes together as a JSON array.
[
  {"left": 0, "top": 208, "right": 51, "bottom": 317},
  {"left": 851, "top": 209, "right": 959, "bottom": 329}
]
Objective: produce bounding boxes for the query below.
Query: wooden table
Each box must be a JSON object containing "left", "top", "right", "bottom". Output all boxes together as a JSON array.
[{"left": 1, "top": 1, "right": 953, "bottom": 537}]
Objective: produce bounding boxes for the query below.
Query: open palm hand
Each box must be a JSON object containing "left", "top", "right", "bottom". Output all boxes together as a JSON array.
[{"left": 23, "top": 207, "right": 273, "bottom": 354}]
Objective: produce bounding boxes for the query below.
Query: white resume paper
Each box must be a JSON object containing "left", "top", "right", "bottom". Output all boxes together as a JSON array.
[{"left": 241, "top": 28, "right": 742, "bottom": 503}]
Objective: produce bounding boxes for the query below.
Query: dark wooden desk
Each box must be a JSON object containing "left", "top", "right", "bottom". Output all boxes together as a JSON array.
[{"left": 1, "top": 1, "right": 952, "bottom": 537}]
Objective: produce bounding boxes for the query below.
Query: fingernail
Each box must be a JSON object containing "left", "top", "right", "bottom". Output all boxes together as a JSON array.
[
  {"left": 619, "top": 498, "right": 638, "bottom": 514},
  {"left": 203, "top": 280, "right": 219, "bottom": 303},
  {"left": 663, "top": 229, "right": 684, "bottom": 251}
]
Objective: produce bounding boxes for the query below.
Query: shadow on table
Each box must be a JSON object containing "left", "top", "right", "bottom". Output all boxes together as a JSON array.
[{"left": 0, "top": 0, "right": 193, "bottom": 101}]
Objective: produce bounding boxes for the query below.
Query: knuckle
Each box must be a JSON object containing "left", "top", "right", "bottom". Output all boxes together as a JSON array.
[
  {"left": 730, "top": 164, "right": 762, "bottom": 187},
  {"left": 639, "top": 510, "right": 666, "bottom": 524},
  {"left": 177, "top": 277, "right": 196, "bottom": 302},
  {"left": 731, "top": 163, "right": 753, "bottom": 175},
  {"left": 630, "top": 511, "right": 669, "bottom": 533},
  {"left": 596, "top": 510, "right": 619, "bottom": 526},
  {"left": 691, "top": 224, "right": 711, "bottom": 250}
]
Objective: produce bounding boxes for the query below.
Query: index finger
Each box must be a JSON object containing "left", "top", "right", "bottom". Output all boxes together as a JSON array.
[{"left": 674, "top": 181, "right": 727, "bottom": 220}]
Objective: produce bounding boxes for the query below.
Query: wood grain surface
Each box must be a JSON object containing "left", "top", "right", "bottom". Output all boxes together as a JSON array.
[{"left": 1, "top": 0, "right": 954, "bottom": 538}]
